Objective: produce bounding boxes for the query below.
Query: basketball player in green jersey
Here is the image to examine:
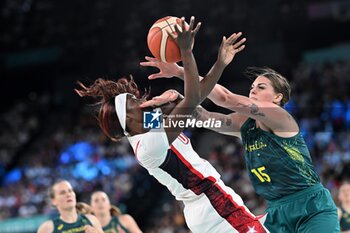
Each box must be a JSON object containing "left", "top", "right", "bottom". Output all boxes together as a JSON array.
[
  {"left": 37, "top": 180, "right": 103, "bottom": 233},
  {"left": 338, "top": 181, "right": 350, "bottom": 232},
  {"left": 90, "top": 191, "right": 142, "bottom": 233},
  {"left": 140, "top": 60, "right": 340, "bottom": 232}
]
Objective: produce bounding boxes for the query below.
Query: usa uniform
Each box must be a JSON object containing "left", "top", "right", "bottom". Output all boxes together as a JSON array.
[
  {"left": 127, "top": 126, "right": 269, "bottom": 233},
  {"left": 240, "top": 118, "right": 340, "bottom": 232}
]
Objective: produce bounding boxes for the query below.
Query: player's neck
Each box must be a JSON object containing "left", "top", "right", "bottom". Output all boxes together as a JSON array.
[
  {"left": 60, "top": 210, "right": 79, "bottom": 223},
  {"left": 96, "top": 213, "right": 112, "bottom": 227},
  {"left": 342, "top": 202, "right": 350, "bottom": 212}
]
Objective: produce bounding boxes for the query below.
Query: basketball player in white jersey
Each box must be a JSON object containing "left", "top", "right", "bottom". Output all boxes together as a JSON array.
[{"left": 76, "top": 16, "right": 268, "bottom": 233}]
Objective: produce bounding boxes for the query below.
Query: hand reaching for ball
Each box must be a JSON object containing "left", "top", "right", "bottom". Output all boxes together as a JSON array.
[
  {"left": 168, "top": 16, "right": 201, "bottom": 52},
  {"left": 217, "top": 32, "right": 246, "bottom": 67},
  {"left": 147, "top": 16, "right": 201, "bottom": 63}
]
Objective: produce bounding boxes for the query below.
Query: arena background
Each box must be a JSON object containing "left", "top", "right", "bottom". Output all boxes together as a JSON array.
[{"left": 1, "top": 0, "right": 350, "bottom": 232}]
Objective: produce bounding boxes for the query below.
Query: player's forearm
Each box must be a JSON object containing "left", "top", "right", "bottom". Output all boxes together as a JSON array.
[
  {"left": 175, "top": 65, "right": 231, "bottom": 106},
  {"left": 181, "top": 50, "right": 200, "bottom": 105},
  {"left": 200, "top": 60, "right": 226, "bottom": 102}
]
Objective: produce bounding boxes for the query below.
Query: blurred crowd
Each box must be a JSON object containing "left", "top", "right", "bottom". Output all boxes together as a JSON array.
[{"left": 1, "top": 60, "right": 350, "bottom": 232}]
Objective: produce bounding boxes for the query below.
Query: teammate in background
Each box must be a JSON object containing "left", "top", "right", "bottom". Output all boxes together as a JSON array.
[
  {"left": 37, "top": 180, "right": 103, "bottom": 233},
  {"left": 140, "top": 58, "right": 340, "bottom": 232},
  {"left": 76, "top": 16, "right": 268, "bottom": 233},
  {"left": 90, "top": 191, "right": 142, "bottom": 233},
  {"left": 338, "top": 181, "right": 350, "bottom": 232}
]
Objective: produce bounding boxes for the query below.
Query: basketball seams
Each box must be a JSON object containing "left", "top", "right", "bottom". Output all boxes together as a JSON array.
[
  {"left": 147, "top": 16, "right": 182, "bottom": 63},
  {"left": 160, "top": 27, "right": 169, "bottom": 62}
]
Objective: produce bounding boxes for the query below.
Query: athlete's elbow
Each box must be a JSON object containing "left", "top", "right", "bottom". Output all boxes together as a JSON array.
[{"left": 217, "top": 93, "right": 238, "bottom": 109}]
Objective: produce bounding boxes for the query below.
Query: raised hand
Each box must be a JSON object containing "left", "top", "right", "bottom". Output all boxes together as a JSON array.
[
  {"left": 217, "top": 32, "right": 246, "bottom": 67},
  {"left": 140, "top": 56, "right": 183, "bottom": 80},
  {"left": 169, "top": 16, "right": 201, "bottom": 52}
]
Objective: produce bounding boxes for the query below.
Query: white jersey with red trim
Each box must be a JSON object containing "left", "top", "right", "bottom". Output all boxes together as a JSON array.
[{"left": 127, "top": 127, "right": 269, "bottom": 233}]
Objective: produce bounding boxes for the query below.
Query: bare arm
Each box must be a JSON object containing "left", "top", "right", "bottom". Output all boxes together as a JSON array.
[
  {"left": 199, "top": 32, "right": 245, "bottom": 102},
  {"left": 85, "top": 214, "right": 104, "bottom": 233},
  {"left": 141, "top": 91, "right": 247, "bottom": 138},
  {"left": 140, "top": 33, "right": 246, "bottom": 107},
  {"left": 192, "top": 105, "right": 246, "bottom": 138},
  {"left": 217, "top": 92, "right": 298, "bottom": 136},
  {"left": 119, "top": 214, "right": 143, "bottom": 233},
  {"left": 163, "top": 69, "right": 298, "bottom": 136},
  {"left": 159, "top": 65, "right": 236, "bottom": 107},
  {"left": 164, "top": 16, "right": 202, "bottom": 144},
  {"left": 37, "top": 220, "right": 54, "bottom": 233}
]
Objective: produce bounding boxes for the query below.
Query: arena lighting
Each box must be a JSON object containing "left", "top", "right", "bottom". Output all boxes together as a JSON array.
[{"left": 59, "top": 141, "right": 95, "bottom": 164}]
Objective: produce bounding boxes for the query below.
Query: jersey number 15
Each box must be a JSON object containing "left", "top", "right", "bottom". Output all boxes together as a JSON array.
[{"left": 251, "top": 166, "right": 271, "bottom": 182}]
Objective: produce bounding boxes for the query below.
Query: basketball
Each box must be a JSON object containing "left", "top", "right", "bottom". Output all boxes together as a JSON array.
[{"left": 147, "top": 16, "right": 188, "bottom": 63}]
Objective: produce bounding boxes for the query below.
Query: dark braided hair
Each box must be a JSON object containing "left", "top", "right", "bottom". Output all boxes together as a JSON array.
[{"left": 75, "top": 75, "right": 149, "bottom": 141}]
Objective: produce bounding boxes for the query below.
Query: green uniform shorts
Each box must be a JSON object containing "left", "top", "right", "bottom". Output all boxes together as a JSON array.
[{"left": 265, "top": 183, "right": 340, "bottom": 233}]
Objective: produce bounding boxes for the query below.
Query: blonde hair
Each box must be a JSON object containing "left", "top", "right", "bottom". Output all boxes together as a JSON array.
[
  {"left": 110, "top": 205, "right": 122, "bottom": 216},
  {"left": 76, "top": 202, "right": 92, "bottom": 215}
]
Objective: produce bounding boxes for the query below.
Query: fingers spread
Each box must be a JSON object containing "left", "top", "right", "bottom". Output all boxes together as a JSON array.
[
  {"left": 193, "top": 21, "right": 201, "bottom": 35},
  {"left": 145, "top": 56, "right": 158, "bottom": 61},
  {"left": 148, "top": 73, "right": 161, "bottom": 80},
  {"left": 227, "top": 32, "right": 242, "bottom": 45},
  {"left": 232, "top": 38, "right": 246, "bottom": 49},
  {"left": 167, "top": 30, "right": 176, "bottom": 40},
  {"left": 236, "top": 45, "right": 246, "bottom": 53}
]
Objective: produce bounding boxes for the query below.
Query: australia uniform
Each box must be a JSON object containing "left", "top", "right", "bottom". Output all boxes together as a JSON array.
[
  {"left": 240, "top": 118, "right": 340, "bottom": 232},
  {"left": 127, "top": 125, "right": 269, "bottom": 233},
  {"left": 103, "top": 216, "right": 129, "bottom": 233},
  {"left": 340, "top": 207, "right": 350, "bottom": 231},
  {"left": 52, "top": 214, "right": 92, "bottom": 233}
]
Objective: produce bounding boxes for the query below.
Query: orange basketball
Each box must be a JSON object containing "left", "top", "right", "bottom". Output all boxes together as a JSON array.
[{"left": 147, "top": 16, "right": 187, "bottom": 63}]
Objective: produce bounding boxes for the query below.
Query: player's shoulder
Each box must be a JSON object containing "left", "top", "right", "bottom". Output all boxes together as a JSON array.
[
  {"left": 118, "top": 214, "right": 136, "bottom": 225},
  {"left": 85, "top": 213, "right": 98, "bottom": 222},
  {"left": 37, "top": 220, "right": 54, "bottom": 233},
  {"left": 338, "top": 206, "right": 343, "bottom": 215},
  {"left": 119, "top": 214, "right": 133, "bottom": 221}
]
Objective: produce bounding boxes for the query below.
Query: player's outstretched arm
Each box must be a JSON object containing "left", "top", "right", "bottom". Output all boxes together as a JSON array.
[
  {"left": 140, "top": 33, "right": 245, "bottom": 107},
  {"left": 199, "top": 32, "right": 245, "bottom": 103},
  {"left": 162, "top": 16, "right": 202, "bottom": 144},
  {"left": 141, "top": 90, "right": 243, "bottom": 138}
]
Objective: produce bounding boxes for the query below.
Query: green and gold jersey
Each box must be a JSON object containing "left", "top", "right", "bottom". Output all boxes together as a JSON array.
[
  {"left": 103, "top": 216, "right": 129, "bottom": 233},
  {"left": 52, "top": 214, "right": 92, "bottom": 233},
  {"left": 340, "top": 207, "right": 350, "bottom": 231},
  {"left": 240, "top": 118, "right": 319, "bottom": 201}
]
